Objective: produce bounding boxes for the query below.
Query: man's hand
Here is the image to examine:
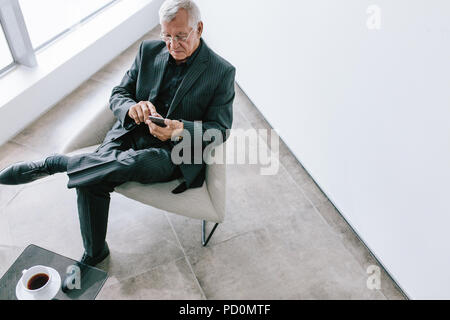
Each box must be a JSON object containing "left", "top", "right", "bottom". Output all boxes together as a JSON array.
[
  {"left": 145, "top": 118, "right": 184, "bottom": 142},
  {"left": 128, "top": 101, "right": 161, "bottom": 125}
]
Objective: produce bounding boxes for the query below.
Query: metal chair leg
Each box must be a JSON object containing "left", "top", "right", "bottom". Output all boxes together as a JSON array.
[{"left": 202, "top": 220, "right": 219, "bottom": 247}]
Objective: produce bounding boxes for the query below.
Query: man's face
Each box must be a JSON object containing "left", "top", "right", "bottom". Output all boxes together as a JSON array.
[{"left": 161, "top": 8, "right": 202, "bottom": 62}]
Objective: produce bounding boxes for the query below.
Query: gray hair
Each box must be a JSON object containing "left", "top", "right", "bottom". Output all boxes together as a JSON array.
[{"left": 159, "top": 0, "right": 201, "bottom": 28}]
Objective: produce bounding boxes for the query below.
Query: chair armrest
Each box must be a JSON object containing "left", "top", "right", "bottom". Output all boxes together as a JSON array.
[
  {"left": 205, "top": 140, "right": 228, "bottom": 221},
  {"left": 61, "top": 103, "right": 115, "bottom": 154}
]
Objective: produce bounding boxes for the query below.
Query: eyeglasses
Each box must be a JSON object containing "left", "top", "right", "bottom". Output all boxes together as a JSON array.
[{"left": 160, "top": 28, "right": 195, "bottom": 44}]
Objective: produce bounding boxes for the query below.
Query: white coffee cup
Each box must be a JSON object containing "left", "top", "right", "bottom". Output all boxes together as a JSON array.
[{"left": 21, "top": 265, "right": 53, "bottom": 299}]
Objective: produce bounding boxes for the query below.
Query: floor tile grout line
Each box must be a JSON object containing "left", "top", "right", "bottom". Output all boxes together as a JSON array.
[
  {"left": 235, "top": 90, "right": 402, "bottom": 300},
  {"left": 89, "top": 73, "right": 119, "bottom": 87},
  {"left": 236, "top": 90, "right": 360, "bottom": 241},
  {"left": 1, "top": 186, "right": 25, "bottom": 212},
  {"left": 234, "top": 96, "right": 329, "bottom": 218},
  {"left": 100, "top": 256, "right": 187, "bottom": 291},
  {"left": 2, "top": 200, "right": 17, "bottom": 250},
  {"left": 164, "top": 212, "right": 207, "bottom": 300},
  {"left": 89, "top": 77, "right": 111, "bottom": 86},
  {"left": 182, "top": 228, "right": 257, "bottom": 258},
  {"left": 0, "top": 205, "right": 15, "bottom": 249},
  {"left": 235, "top": 102, "right": 347, "bottom": 246},
  {"left": 280, "top": 163, "right": 389, "bottom": 300},
  {"left": 234, "top": 99, "right": 339, "bottom": 235},
  {"left": 7, "top": 140, "right": 47, "bottom": 157},
  {"left": 244, "top": 110, "right": 390, "bottom": 298}
]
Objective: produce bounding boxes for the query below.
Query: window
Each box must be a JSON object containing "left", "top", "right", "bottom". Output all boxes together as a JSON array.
[
  {"left": 0, "top": 25, "right": 13, "bottom": 71},
  {"left": 19, "top": 0, "right": 116, "bottom": 50}
]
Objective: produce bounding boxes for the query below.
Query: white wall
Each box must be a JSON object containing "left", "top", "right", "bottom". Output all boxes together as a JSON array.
[{"left": 196, "top": 0, "right": 450, "bottom": 299}]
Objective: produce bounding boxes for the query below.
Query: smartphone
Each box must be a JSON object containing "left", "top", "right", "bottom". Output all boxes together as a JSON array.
[{"left": 148, "top": 116, "right": 167, "bottom": 127}]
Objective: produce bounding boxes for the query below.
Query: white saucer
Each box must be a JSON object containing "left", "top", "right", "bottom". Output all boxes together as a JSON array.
[{"left": 16, "top": 267, "right": 61, "bottom": 300}]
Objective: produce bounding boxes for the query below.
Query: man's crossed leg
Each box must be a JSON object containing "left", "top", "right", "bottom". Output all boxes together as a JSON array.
[{"left": 0, "top": 135, "right": 180, "bottom": 266}]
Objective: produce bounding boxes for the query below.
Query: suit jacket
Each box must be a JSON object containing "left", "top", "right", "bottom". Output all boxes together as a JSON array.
[{"left": 106, "top": 39, "right": 236, "bottom": 193}]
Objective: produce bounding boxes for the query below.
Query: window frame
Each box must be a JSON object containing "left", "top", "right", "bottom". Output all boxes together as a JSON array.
[
  {"left": 0, "top": 23, "right": 14, "bottom": 75},
  {"left": 27, "top": 0, "right": 118, "bottom": 52},
  {"left": 0, "top": 0, "right": 119, "bottom": 77},
  {"left": 0, "top": 0, "right": 36, "bottom": 75}
]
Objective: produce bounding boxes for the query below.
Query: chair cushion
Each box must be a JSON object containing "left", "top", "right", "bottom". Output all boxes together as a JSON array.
[
  {"left": 66, "top": 145, "right": 222, "bottom": 223},
  {"left": 115, "top": 180, "right": 221, "bottom": 222}
]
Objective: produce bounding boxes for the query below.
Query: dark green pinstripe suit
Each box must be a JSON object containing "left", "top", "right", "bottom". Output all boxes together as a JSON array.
[{"left": 65, "top": 39, "right": 236, "bottom": 256}]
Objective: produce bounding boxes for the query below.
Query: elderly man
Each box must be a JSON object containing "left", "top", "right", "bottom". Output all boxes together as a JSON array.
[{"left": 0, "top": 0, "right": 235, "bottom": 266}]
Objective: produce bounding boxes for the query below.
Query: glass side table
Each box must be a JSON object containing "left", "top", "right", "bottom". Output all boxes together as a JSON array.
[{"left": 0, "top": 244, "right": 108, "bottom": 300}]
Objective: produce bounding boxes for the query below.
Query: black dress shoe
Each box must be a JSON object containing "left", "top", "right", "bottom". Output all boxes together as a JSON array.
[
  {"left": 80, "top": 242, "right": 110, "bottom": 267},
  {"left": 0, "top": 159, "right": 51, "bottom": 185}
]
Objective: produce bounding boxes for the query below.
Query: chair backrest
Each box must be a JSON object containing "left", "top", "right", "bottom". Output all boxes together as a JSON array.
[{"left": 61, "top": 103, "right": 115, "bottom": 154}]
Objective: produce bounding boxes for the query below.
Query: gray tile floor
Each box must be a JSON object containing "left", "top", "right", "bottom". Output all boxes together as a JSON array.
[{"left": 0, "top": 26, "right": 407, "bottom": 300}]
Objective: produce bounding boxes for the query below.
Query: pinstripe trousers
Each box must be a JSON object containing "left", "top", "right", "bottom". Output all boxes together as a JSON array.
[{"left": 66, "top": 126, "right": 182, "bottom": 257}]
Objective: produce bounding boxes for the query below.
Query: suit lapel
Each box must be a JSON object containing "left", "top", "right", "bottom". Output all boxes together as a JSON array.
[
  {"left": 148, "top": 48, "right": 169, "bottom": 101},
  {"left": 166, "top": 43, "right": 209, "bottom": 117}
]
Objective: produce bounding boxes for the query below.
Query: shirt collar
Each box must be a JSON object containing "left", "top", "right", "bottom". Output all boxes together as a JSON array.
[{"left": 168, "top": 38, "right": 203, "bottom": 67}]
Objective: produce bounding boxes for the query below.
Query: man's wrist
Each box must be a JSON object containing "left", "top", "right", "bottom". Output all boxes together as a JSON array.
[{"left": 172, "top": 120, "right": 184, "bottom": 142}]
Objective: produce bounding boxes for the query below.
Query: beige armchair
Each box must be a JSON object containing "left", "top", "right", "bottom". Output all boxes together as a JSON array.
[{"left": 61, "top": 103, "right": 227, "bottom": 246}]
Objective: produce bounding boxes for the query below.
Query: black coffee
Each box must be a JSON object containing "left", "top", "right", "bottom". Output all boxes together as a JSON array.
[{"left": 27, "top": 273, "right": 49, "bottom": 290}]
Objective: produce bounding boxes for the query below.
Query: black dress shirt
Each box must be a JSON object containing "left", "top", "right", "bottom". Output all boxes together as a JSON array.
[{"left": 153, "top": 39, "right": 203, "bottom": 117}]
